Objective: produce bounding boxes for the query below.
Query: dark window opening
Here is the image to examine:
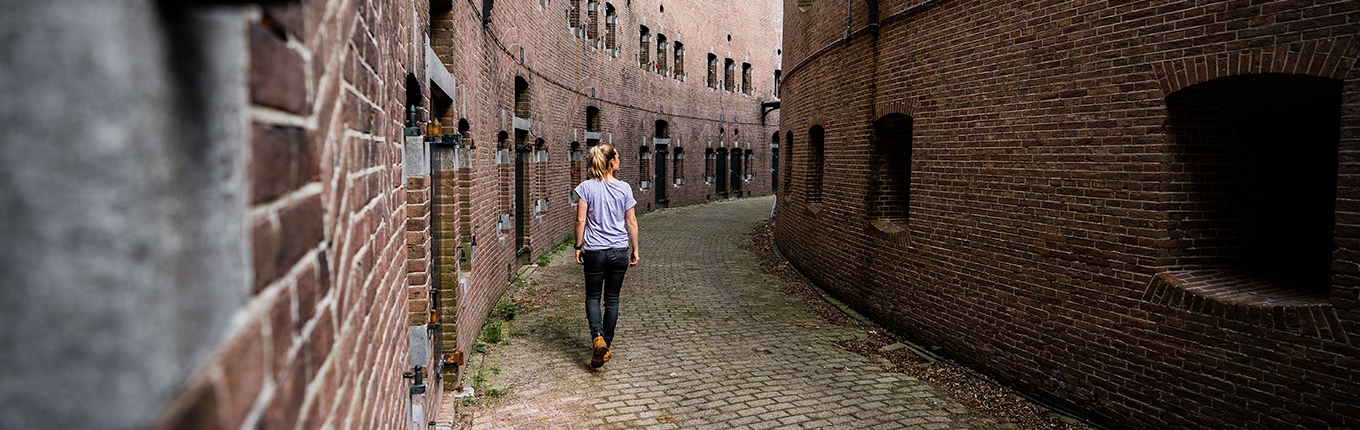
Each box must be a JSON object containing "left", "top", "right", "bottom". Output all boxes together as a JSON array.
[
  {"left": 771, "top": 132, "right": 780, "bottom": 193},
  {"left": 513, "top": 77, "right": 530, "bottom": 119},
  {"left": 639, "top": 146, "right": 653, "bottom": 189},
  {"left": 870, "top": 113, "right": 912, "bottom": 223},
  {"left": 569, "top": 0, "right": 581, "bottom": 29},
  {"left": 431, "top": 85, "right": 455, "bottom": 129},
  {"left": 723, "top": 58, "right": 735, "bottom": 92},
  {"left": 673, "top": 42, "right": 684, "bottom": 80},
  {"left": 639, "top": 26, "right": 651, "bottom": 69},
  {"left": 741, "top": 62, "right": 753, "bottom": 95},
  {"left": 707, "top": 54, "right": 719, "bottom": 89},
  {"left": 655, "top": 120, "right": 669, "bottom": 138},
  {"left": 1165, "top": 73, "right": 1342, "bottom": 294},
  {"left": 782, "top": 131, "right": 793, "bottom": 193},
  {"left": 656, "top": 34, "right": 668, "bottom": 74},
  {"left": 587, "top": 0, "right": 600, "bottom": 41},
  {"left": 806, "top": 126, "right": 824, "bottom": 203},
  {"left": 605, "top": 4, "right": 617, "bottom": 52},
  {"left": 704, "top": 147, "right": 715, "bottom": 183},
  {"left": 673, "top": 147, "right": 686, "bottom": 186}
]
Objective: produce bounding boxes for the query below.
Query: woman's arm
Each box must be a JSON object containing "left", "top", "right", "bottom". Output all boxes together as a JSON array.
[
  {"left": 625, "top": 207, "right": 639, "bottom": 266},
  {"left": 575, "top": 199, "right": 588, "bottom": 264}
]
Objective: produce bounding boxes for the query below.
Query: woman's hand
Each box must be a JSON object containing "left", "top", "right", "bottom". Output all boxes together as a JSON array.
[
  {"left": 629, "top": 249, "right": 639, "bottom": 267},
  {"left": 575, "top": 248, "right": 585, "bottom": 265}
]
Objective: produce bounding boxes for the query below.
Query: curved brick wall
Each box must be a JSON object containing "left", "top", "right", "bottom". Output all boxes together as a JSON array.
[{"left": 776, "top": 0, "right": 1360, "bottom": 427}]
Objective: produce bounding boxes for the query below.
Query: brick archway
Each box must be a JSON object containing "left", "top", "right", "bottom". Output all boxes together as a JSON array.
[{"left": 1149, "top": 37, "right": 1359, "bottom": 99}]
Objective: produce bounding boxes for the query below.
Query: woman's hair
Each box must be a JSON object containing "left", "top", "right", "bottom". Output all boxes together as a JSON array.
[{"left": 586, "top": 144, "right": 617, "bottom": 180}]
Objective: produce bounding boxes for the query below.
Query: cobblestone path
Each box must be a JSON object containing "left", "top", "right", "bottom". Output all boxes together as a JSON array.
[{"left": 459, "top": 196, "right": 1000, "bottom": 429}]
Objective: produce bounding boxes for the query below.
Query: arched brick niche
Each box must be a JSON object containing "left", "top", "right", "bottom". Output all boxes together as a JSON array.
[{"left": 1154, "top": 71, "right": 1347, "bottom": 341}]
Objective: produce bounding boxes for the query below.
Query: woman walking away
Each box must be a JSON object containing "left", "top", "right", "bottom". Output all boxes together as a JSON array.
[{"left": 574, "top": 144, "right": 640, "bottom": 369}]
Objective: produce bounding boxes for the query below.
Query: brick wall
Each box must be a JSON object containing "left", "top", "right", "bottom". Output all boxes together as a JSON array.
[
  {"left": 156, "top": 0, "right": 432, "bottom": 427},
  {"left": 152, "top": 0, "right": 783, "bottom": 427},
  {"left": 777, "top": 0, "right": 1360, "bottom": 427}
]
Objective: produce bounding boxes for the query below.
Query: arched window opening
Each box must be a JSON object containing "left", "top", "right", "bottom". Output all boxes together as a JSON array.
[
  {"left": 704, "top": 147, "right": 716, "bottom": 184},
  {"left": 585, "top": 106, "right": 601, "bottom": 147},
  {"left": 638, "top": 26, "right": 651, "bottom": 70},
  {"left": 744, "top": 149, "right": 754, "bottom": 181},
  {"left": 568, "top": 0, "right": 581, "bottom": 34},
  {"left": 770, "top": 132, "right": 780, "bottom": 193},
  {"left": 639, "top": 146, "right": 653, "bottom": 189},
  {"left": 458, "top": 118, "right": 473, "bottom": 148},
  {"left": 569, "top": 141, "right": 583, "bottom": 203},
  {"left": 741, "top": 62, "right": 753, "bottom": 95},
  {"left": 870, "top": 113, "right": 912, "bottom": 224},
  {"left": 604, "top": 3, "right": 617, "bottom": 54},
  {"left": 1165, "top": 73, "right": 1341, "bottom": 295},
  {"left": 723, "top": 58, "right": 736, "bottom": 92},
  {"left": 806, "top": 126, "right": 824, "bottom": 204},
  {"left": 587, "top": 0, "right": 600, "bottom": 43},
  {"left": 707, "top": 54, "right": 719, "bottom": 89},
  {"left": 673, "top": 147, "right": 686, "bottom": 186},
  {"left": 404, "top": 74, "right": 422, "bottom": 127},
  {"left": 655, "top": 34, "right": 668, "bottom": 74},
  {"left": 513, "top": 77, "right": 530, "bottom": 119},
  {"left": 673, "top": 42, "right": 685, "bottom": 81}
]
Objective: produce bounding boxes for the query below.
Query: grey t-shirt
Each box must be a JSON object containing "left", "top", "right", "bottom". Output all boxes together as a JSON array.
[{"left": 575, "top": 179, "right": 636, "bottom": 250}]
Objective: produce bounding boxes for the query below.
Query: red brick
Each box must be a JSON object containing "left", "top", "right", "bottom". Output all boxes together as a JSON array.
[{"left": 249, "top": 22, "right": 308, "bottom": 114}]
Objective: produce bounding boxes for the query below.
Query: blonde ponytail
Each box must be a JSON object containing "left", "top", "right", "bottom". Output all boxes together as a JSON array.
[{"left": 586, "top": 144, "right": 618, "bottom": 180}]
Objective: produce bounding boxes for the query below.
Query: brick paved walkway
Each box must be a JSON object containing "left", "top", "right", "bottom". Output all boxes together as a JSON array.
[{"left": 456, "top": 196, "right": 1000, "bottom": 429}]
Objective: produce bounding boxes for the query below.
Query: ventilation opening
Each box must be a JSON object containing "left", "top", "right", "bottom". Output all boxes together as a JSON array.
[{"left": 1165, "top": 73, "right": 1341, "bottom": 295}]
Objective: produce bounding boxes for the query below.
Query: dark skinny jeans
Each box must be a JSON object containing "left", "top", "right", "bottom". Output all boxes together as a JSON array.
[{"left": 583, "top": 248, "right": 630, "bottom": 346}]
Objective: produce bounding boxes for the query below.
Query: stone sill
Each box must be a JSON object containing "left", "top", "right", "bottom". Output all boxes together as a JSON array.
[{"left": 1142, "top": 269, "right": 1349, "bottom": 344}]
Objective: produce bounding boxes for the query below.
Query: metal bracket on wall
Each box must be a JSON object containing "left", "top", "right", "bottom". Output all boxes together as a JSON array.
[{"left": 760, "top": 101, "right": 780, "bottom": 124}]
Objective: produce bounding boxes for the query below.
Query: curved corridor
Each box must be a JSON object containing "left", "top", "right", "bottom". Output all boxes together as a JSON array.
[{"left": 452, "top": 196, "right": 1000, "bottom": 429}]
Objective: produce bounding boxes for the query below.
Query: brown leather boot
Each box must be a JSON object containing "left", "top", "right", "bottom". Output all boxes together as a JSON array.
[{"left": 591, "top": 336, "right": 608, "bottom": 368}]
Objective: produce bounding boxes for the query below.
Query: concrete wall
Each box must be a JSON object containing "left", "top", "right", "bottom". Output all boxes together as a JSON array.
[
  {"left": 0, "top": 2, "right": 249, "bottom": 429},
  {"left": 776, "top": 0, "right": 1360, "bottom": 427}
]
